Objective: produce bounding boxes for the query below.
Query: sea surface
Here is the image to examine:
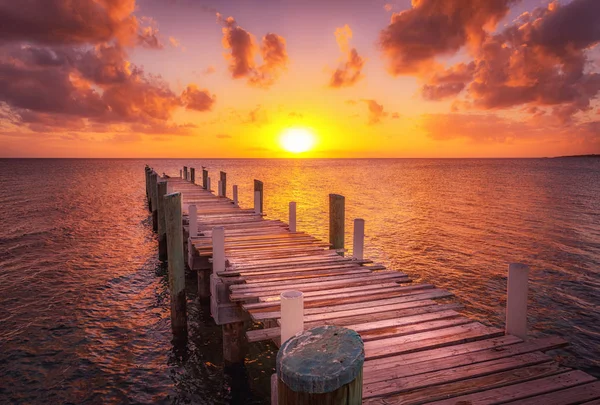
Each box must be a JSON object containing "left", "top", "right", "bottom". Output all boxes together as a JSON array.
[{"left": 0, "top": 158, "right": 599, "bottom": 404}]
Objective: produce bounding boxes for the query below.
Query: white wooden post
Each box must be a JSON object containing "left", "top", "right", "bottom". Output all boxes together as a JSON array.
[
  {"left": 289, "top": 202, "right": 297, "bottom": 233},
  {"left": 207, "top": 177, "right": 211, "bottom": 193},
  {"left": 353, "top": 219, "right": 365, "bottom": 260},
  {"left": 506, "top": 263, "right": 529, "bottom": 340},
  {"left": 218, "top": 180, "right": 223, "bottom": 197},
  {"left": 280, "top": 290, "right": 304, "bottom": 344},
  {"left": 189, "top": 204, "right": 197, "bottom": 237},
  {"left": 254, "top": 191, "right": 261, "bottom": 214},
  {"left": 212, "top": 226, "right": 225, "bottom": 273},
  {"left": 233, "top": 185, "right": 239, "bottom": 207}
]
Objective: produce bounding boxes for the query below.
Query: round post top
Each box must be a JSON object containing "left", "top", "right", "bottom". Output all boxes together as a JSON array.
[{"left": 276, "top": 325, "right": 364, "bottom": 394}]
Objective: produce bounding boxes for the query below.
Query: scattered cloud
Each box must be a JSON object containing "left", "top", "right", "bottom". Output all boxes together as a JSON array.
[
  {"left": 391, "top": 112, "right": 400, "bottom": 119},
  {"left": 217, "top": 14, "right": 289, "bottom": 88},
  {"left": 329, "top": 25, "right": 365, "bottom": 88},
  {"left": 168, "top": 36, "right": 185, "bottom": 51},
  {"left": 203, "top": 66, "right": 216, "bottom": 75},
  {"left": 216, "top": 133, "right": 232, "bottom": 139},
  {"left": 180, "top": 85, "right": 216, "bottom": 111},
  {"left": 138, "top": 17, "right": 164, "bottom": 49},
  {"left": 379, "top": 0, "right": 515, "bottom": 75},
  {"left": 384, "top": 4, "right": 393, "bottom": 12},
  {"left": 362, "top": 99, "right": 388, "bottom": 125}
]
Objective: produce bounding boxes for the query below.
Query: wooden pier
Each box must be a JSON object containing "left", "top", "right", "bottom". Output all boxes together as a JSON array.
[{"left": 145, "top": 166, "right": 600, "bottom": 404}]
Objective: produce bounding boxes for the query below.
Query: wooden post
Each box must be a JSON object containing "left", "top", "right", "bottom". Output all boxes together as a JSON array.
[
  {"left": 212, "top": 226, "right": 225, "bottom": 273},
  {"left": 157, "top": 181, "right": 168, "bottom": 261},
  {"left": 289, "top": 202, "right": 297, "bottom": 233},
  {"left": 202, "top": 169, "right": 208, "bottom": 189},
  {"left": 164, "top": 192, "right": 187, "bottom": 338},
  {"left": 277, "top": 326, "right": 364, "bottom": 404},
  {"left": 190, "top": 167, "right": 196, "bottom": 184},
  {"left": 233, "top": 185, "right": 239, "bottom": 207},
  {"left": 145, "top": 167, "right": 150, "bottom": 210},
  {"left": 329, "top": 194, "right": 345, "bottom": 254},
  {"left": 207, "top": 177, "right": 212, "bottom": 193},
  {"left": 223, "top": 321, "right": 247, "bottom": 365},
  {"left": 189, "top": 204, "right": 197, "bottom": 238},
  {"left": 254, "top": 191, "right": 261, "bottom": 214},
  {"left": 179, "top": 169, "right": 182, "bottom": 178},
  {"left": 220, "top": 171, "right": 227, "bottom": 197},
  {"left": 183, "top": 166, "right": 188, "bottom": 180},
  {"left": 218, "top": 180, "right": 223, "bottom": 197},
  {"left": 506, "top": 263, "right": 529, "bottom": 340},
  {"left": 353, "top": 219, "right": 364, "bottom": 260},
  {"left": 254, "top": 180, "right": 263, "bottom": 214},
  {"left": 280, "top": 291, "right": 303, "bottom": 344},
  {"left": 150, "top": 172, "right": 158, "bottom": 232}
]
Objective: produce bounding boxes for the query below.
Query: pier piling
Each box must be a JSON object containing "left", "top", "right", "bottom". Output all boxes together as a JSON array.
[
  {"left": 207, "top": 177, "right": 212, "bottom": 193},
  {"left": 190, "top": 167, "right": 195, "bottom": 184},
  {"left": 352, "top": 219, "right": 364, "bottom": 260},
  {"left": 164, "top": 192, "right": 187, "bottom": 338},
  {"left": 280, "top": 291, "right": 304, "bottom": 344},
  {"left": 254, "top": 180, "right": 263, "bottom": 214},
  {"left": 183, "top": 166, "right": 188, "bottom": 181},
  {"left": 157, "top": 181, "right": 168, "bottom": 261},
  {"left": 289, "top": 202, "right": 297, "bottom": 233},
  {"left": 218, "top": 180, "right": 223, "bottom": 197},
  {"left": 202, "top": 169, "right": 208, "bottom": 189},
  {"left": 329, "top": 194, "right": 345, "bottom": 254},
  {"left": 233, "top": 185, "right": 239, "bottom": 207},
  {"left": 220, "top": 171, "right": 227, "bottom": 197},
  {"left": 150, "top": 172, "right": 158, "bottom": 232},
  {"left": 506, "top": 263, "right": 530, "bottom": 340},
  {"left": 277, "top": 326, "right": 364, "bottom": 404}
]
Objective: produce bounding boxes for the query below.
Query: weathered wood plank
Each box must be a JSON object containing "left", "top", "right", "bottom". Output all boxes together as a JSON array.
[
  {"left": 502, "top": 381, "right": 600, "bottom": 405},
  {"left": 427, "top": 370, "right": 598, "bottom": 405}
]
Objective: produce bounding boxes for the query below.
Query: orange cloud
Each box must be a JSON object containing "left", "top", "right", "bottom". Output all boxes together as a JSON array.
[
  {"left": 217, "top": 14, "right": 289, "bottom": 88},
  {"left": 362, "top": 99, "right": 387, "bottom": 125},
  {"left": 329, "top": 25, "right": 365, "bottom": 88},
  {"left": 180, "top": 85, "right": 216, "bottom": 111}
]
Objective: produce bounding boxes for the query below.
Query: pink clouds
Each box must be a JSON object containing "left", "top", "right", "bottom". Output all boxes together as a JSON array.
[
  {"left": 379, "top": 0, "right": 516, "bottom": 75},
  {"left": 217, "top": 14, "right": 289, "bottom": 88},
  {"left": 329, "top": 25, "right": 366, "bottom": 88},
  {"left": 0, "top": 0, "right": 216, "bottom": 137}
]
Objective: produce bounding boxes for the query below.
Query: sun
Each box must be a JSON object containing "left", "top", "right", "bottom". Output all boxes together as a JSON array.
[{"left": 280, "top": 128, "right": 316, "bottom": 153}]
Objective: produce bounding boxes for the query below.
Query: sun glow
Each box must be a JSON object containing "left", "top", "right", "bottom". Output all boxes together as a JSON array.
[{"left": 280, "top": 128, "right": 316, "bottom": 153}]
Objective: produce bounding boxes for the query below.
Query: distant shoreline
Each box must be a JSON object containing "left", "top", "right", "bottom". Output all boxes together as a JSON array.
[{"left": 552, "top": 154, "right": 600, "bottom": 158}]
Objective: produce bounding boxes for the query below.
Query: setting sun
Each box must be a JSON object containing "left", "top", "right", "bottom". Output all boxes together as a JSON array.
[{"left": 279, "top": 128, "right": 316, "bottom": 154}]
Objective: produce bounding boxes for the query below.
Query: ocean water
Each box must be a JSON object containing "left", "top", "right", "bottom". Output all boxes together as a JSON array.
[{"left": 0, "top": 158, "right": 598, "bottom": 404}]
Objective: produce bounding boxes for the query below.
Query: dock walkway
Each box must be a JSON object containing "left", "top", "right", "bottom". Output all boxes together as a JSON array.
[{"left": 154, "top": 171, "right": 600, "bottom": 404}]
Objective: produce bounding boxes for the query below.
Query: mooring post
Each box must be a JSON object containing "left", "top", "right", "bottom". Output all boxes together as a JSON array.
[
  {"left": 183, "top": 166, "right": 188, "bottom": 180},
  {"left": 220, "top": 171, "right": 227, "bottom": 197},
  {"left": 276, "top": 326, "right": 364, "bottom": 404},
  {"left": 212, "top": 226, "right": 225, "bottom": 273},
  {"left": 353, "top": 218, "right": 365, "bottom": 260},
  {"left": 254, "top": 180, "right": 263, "bottom": 214},
  {"left": 280, "top": 291, "right": 304, "bottom": 344},
  {"left": 157, "top": 181, "right": 168, "bottom": 261},
  {"left": 150, "top": 172, "right": 159, "bottom": 232},
  {"left": 233, "top": 185, "right": 239, "bottom": 207},
  {"left": 164, "top": 192, "right": 187, "bottom": 338},
  {"left": 506, "top": 263, "right": 529, "bottom": 340},
  {"left": 145, "top": 167, "right": 153, "bottom": 211},
  {"left": 190, "top": 167, "right": 195, "bottom": 184},
  {"left": 189, "top": 204, "right": 197, "bottom": 238},
  {"left": 207, "top": 177, "right": 212, "bottom": 193},
  {"left": 218, "top": 180, "right": 223, "bottom": 197},
  {"left": 329, "top": 194, "right": 345, "bottom": 254},
  {"left": 202, "top": 169, "right": 208, "bottom": 189},
  {"left": 179, "top": 169, "right": 182, "bottom": 178},
  {"left": 289, "top": 202, "right": 297, "bottom": 233}
]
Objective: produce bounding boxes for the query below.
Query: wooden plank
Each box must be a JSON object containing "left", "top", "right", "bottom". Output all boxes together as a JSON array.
[
  {"left": 363, "top": 322, "right": 503, "bottom": 360},
  {"left": 502, "top": 381, "right": 600, "bottom": 405},
  {"left": 426, "top": 370, "right": 598, "bottom": 405},
  {"left": 360, "top": 317, "right": 473, "bottom": 342},
  {"left": 250, "top": 290, "right": 452, "bottom": 321},
  {"left": 238, "top": 267, "right": 372, "bottom": 283},
  {"left": 363, "top": 363, "right": 568, "bottom": 405},
  {"left": 349, "top": 309, "right": 461, "bottom": 334},
  {"left": 363, "top": 351, "right": 553, "bottom": 399},
  {"left": 303, "top": 303, "right": 463, "bottom": 329},
  {"left": 222, "top": 263, "right": 383, "bottom": 277},
  {"left": 363, "top": 335, "right": 522, "bottom": 373},
  {"left": 363, "top": 336, "right": 568, "bottom": 384},
  {"left": 229, "top": 273, "right": 411, "bottom": 301}
]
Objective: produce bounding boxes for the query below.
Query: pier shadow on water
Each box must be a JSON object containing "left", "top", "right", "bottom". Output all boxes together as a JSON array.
[{"left": 157, "top": 262, "right": 275, "bottom": 405}]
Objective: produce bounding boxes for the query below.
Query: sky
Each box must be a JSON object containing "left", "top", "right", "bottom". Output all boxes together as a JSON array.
[{"left": 0, "top": 0, "right": 599, "bottom": 158}]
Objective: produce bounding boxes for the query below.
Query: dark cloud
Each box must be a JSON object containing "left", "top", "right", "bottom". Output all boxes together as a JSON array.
[
  {"left": 217, "top": 14, "right": 288, "bottom": 88},
  {"left": 329, "top": 25, "right": 365, "bottom": 88},
  {"left": 379, "top": 0, "right": 516, "bottom": 75},
  {"left": 137, "top": 18, "right": 164, "bottom": 49},
  {"left": 420, "top": 62, "right": 475, "bottom": 101},
  {"left": 180, "top": 85, "right": 216, "bottom": 111}
]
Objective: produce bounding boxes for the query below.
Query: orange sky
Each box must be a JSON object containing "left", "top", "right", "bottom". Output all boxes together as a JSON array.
[{"left": 0, "top": 0, "right": 599, "bottom": 158}]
